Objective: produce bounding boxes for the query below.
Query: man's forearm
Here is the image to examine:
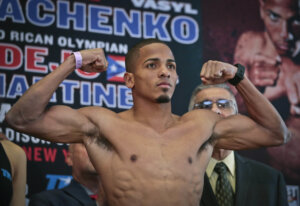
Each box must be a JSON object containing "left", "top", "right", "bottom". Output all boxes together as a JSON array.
[
  {"left": 236, "top": 75, "right": 290, "bottom": 144},
  {"left": 5, "top": 55, "right": 76, "bottom": 129}
]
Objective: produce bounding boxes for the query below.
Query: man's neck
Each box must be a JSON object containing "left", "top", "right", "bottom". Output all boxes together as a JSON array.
[
  {"left": 131, "top": 97, "right": 175, "bottom": 132},
  {"left": 211, "top": 149, "right": 233, "bottom": 160}
]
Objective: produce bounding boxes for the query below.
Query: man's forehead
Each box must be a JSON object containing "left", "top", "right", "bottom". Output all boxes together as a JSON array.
[
  {"left": 264, "top": 0, "right": 299, "bottom": 10},
  {"left": 196, "top": 87, "right": 231, "bottom": 100},
  {"left": 139, "top": 43, "right": 174, "bottom": 59}
]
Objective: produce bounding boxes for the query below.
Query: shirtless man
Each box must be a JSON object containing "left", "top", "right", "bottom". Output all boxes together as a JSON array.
[
  {"left": 234, "top": 0, "right": 300, "bottom": 111},
  {"left": 5, "top": 39, "right": 289, "bottom": 206},
  {"left": 234, "top": 0, "right": 300, "bottom": 183}
]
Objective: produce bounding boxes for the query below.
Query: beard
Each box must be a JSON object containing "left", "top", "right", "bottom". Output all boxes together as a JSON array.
[{"left": 155, "top": 94, "right": 170, "bottom": 103}]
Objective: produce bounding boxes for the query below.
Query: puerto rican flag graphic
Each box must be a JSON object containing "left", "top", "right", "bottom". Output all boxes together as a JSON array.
[{"left": 106, "top": 55, "right": 126, "bottom": 82}]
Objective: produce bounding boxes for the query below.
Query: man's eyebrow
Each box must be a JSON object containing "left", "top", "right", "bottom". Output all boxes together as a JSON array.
[
  {"left": 143, "top": 58, "right": 159, "bottom": 64},
  {"left": 143, "top": 58, "right": 176, "bottom": 64},
  {"left": 267, "top": 9, "right": 281, "bottom": 18},
  {"left": 167, "top": 59, "right": 176, "bottom": 63}
]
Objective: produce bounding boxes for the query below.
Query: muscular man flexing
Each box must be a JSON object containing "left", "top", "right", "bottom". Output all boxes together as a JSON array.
[
  {"left": 5, "top": 39, "right": 289, "bottom": 206},
  {"left": 234, "top": 0, "right": 300, "bottom": 183}
]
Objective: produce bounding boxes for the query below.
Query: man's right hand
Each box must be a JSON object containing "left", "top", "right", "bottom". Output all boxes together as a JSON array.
[
  {"left": 78, "top": 48, "right": 108, "bottom": 73},
  {"left": 248, "top": 53, "right": 280, "bottom": 87}
]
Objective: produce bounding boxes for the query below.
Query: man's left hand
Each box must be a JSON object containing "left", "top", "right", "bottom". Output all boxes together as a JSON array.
[{"left": 200, "top": 60, "right": 237, "bottom": 84}]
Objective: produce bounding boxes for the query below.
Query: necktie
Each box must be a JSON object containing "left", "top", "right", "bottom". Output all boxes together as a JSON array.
[
  {"left": 89, "top": 194, "right": 98, "bottom": 201},
  {"left": 214, "top": 162, "right": 234, "bottom": 206}
]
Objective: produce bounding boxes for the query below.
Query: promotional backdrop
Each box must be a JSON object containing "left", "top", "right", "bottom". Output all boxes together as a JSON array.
[
  {"left": 201, "top": 0, "right": 300, "bottom": 205},
  {"left": 0, "top": 0, "right": 299, "bottom": 205},
  {"left": 0, "top": 0, "right": 202, "bottom": 200}
]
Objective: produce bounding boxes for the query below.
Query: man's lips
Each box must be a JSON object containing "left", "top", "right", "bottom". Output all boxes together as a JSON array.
[
  {"left": 276, "top": 42, "right": 292, "bottom": 52},
  {"left": 157, "top": 82, "right": 172, "bottom": 88},
  {"left": 278, "top": 44, "right": 288, "bottom": 51}
]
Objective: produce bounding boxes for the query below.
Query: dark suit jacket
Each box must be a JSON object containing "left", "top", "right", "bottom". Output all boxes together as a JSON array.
[
  {"left": 200, "top": 153, "right": 288, "bottom": 206},
  {"left": 29, "top": 179, "right": 97, "bottom": 206}
]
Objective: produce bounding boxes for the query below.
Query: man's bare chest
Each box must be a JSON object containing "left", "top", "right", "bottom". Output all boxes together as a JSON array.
[{"left": 87, "top": 120, "right": 209, "bottom": 153}]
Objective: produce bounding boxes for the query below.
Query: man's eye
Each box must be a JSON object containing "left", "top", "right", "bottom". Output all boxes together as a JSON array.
[
  {"left": 146, "top": 63, "right": 156, "bottom": 69},
  {"left": 269, "top": 12, "right": 280, "bottom": 22},
  {"left": 167, "top": 64, "right": 176, "bottom": 70}
]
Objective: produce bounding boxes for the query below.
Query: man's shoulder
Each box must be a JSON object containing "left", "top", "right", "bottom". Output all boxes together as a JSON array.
[
  {"left": 31, "top": 188, "right": 66, "bottom": 198},
  {"left": 236, "top": 30, "right": 267, "bottom": 50},
  {"left": 183, "top": 109, "right": 218, "bottom": 117},
  {"left": 29, "top": 188, "right": 69, "bottom": 205},
  {"left": 182, "top": 109, "right": 221, "bottom": 123},
  {"left": 234, "top": 31, "right": 270, "bottom": 62},
  {"left": 78, "top": 106, "right": 125, "bottom": 125},
  {"left": 29, "top": 181, "right": 83, "bottom": 205},
  {"left": 238, "top": 30, "right": 265, "bottom": 41}
]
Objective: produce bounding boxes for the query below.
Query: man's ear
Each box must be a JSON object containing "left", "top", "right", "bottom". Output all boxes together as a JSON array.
[
  {"left": 65, "top": 150, "right": 73, "bottom": 166},
  {"left": 124, "top": 72, "right": 135, "bottom": 88}
]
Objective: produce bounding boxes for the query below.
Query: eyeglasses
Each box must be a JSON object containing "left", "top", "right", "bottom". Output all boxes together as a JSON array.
[{"left": 193, "top": 99, "right": 233, "bottom": 110}]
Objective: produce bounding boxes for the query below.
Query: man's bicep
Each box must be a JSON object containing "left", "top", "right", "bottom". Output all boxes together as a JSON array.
[
  {"left": 213, "top": 114, "right": 277, "bottom": 150},
  {"left": 21, "top": 105, "right": 95, "bottom": 143}
]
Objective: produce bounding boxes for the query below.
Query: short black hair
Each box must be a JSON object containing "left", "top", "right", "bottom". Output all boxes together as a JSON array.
[{"left": 125, "top": 38, "right": 169, "bottom": 73}]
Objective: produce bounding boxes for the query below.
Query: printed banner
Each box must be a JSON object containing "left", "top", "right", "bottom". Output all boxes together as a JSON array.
[{"left": 0, "top": 0, "right": 203, "bottom": 200}]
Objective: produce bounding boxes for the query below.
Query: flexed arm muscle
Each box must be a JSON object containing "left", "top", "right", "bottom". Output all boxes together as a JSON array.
[
  {"left": 200, "top": 60, "right": 290, "bottom": 150},
  {"left": 5, "top": 49, "right": 108, "bottom": 143}
]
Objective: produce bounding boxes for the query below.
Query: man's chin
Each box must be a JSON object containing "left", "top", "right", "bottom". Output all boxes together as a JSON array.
[
  {"left": 277, "top": 50, "right": 291, "bottom": 57},
  {"left": 155, "top": 95, "right": 170, "bottom": 103},
  {"left": 276, "top": 45, "right": 294, "bottom": 57}
]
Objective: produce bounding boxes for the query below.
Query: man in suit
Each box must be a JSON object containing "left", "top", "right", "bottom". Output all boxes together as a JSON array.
[
  {"left": 188, "top": 83, "right": 288, "bottom": 206},
  {"left": 29, "top": 143, "right": 106, "bottom": 206}
]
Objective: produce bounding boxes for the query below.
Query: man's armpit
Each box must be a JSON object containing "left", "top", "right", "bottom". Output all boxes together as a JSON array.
[
  {"left": 96, "top": 136, "right": 113, "bottom": 151},
  {"left": 198, "top": 135, "right": 217, "bottom": 153}
]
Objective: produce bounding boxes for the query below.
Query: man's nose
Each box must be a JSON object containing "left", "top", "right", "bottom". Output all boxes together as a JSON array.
[
  {"left": 211, "top": 104, "right": 221, "bottom": 115},
  {"left": 159, "top": 66, "right": 171, "bottom": 78},
  {"left": 280, "top": 21, "right": 288, "bottom": 39},
  {"left": 281, "top": 21, "right": 294, "bottom": 41}
]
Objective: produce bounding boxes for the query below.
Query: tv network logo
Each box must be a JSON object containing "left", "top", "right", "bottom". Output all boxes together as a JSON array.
[
  {"left": 106, "top": 55, "right": 126, "bottom": 82},
  {"left": 46, "top": 174, "right": 72, "bottom": 190},
  {"left": 1, "top": 168, "right": 12, "bottom": 181}
]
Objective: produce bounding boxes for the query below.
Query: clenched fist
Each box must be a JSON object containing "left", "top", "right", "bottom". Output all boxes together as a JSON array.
[
  {"left": 248, "top": 53, "right": 280, "bottom": 87},
  {"left": 77, "top": 48, "right": 108, "bottom": 73},
  {"left": 200, "top": 60, "right": 237, "bottom": 85}
]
